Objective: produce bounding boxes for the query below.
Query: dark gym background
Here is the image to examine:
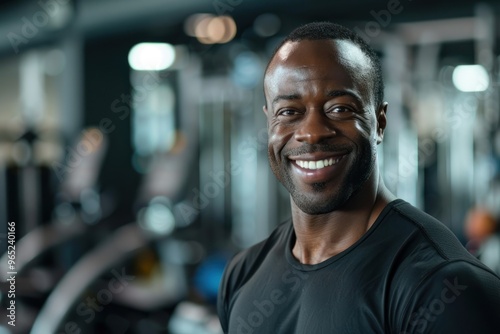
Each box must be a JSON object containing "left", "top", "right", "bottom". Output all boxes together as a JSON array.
[{"left": 1, "top": 0, "right": 500, "bottom": 333}]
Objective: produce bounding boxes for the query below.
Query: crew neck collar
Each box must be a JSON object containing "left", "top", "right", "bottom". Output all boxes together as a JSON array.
[{"left": 285, "top": 199, "right": 405, "bottom": 271}]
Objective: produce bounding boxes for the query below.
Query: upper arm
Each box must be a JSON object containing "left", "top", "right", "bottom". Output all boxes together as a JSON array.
[
  {"left": 398, "top": 261, "right": 500, "bottom": 333},
  {"left": 217, "top": 251, "right": 246, "bottom": 334}
]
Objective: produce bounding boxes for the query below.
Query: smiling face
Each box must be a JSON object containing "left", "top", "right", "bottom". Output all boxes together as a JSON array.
[{"left": 264, "top": 39, "right": 387, "bottom": 214}]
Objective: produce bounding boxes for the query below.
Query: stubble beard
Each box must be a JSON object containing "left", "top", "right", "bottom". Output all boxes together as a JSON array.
[{"left": 270, "top": 143, "right": 376, "bottom": 215}]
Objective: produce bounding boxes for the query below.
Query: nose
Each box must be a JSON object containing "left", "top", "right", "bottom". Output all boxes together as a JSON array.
[{"left": 294, "top": 110, "right": 336, "bottom": 144}]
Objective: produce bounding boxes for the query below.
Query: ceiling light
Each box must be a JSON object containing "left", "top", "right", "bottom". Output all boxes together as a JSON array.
[
  {"left": 128, "top": 43, "right": 176, "bottom": 71},
  {"left": 452, "top": 64, "right": 489, "bottom": 92}
]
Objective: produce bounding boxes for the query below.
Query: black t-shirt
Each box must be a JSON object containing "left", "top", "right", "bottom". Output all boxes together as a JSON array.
[{"left": 217, "top": 199, "right": 500, "bottom": 333}]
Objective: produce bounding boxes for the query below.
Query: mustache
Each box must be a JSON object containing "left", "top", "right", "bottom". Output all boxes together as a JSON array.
[{"left": 283, "top": 143, "right": 352, "bottom": 157}]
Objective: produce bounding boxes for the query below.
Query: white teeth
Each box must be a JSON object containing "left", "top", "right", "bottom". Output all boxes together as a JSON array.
[{"left": 295, "top": 157, "right": 342, "bottom": 170}]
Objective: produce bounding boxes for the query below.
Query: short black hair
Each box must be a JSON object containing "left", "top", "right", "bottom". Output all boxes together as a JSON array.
[{"left": 266, "top": 21, "right": 384, "bottom": 108}]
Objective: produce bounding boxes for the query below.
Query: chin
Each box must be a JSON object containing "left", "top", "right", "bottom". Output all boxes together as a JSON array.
[{"left": 291, "top": 190, "right": 349, "bottom": 215}]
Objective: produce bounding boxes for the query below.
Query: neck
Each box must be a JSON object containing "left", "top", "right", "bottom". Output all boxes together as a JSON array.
[{"left": 290, "top": 172, "right": 395, "bottom": 265}]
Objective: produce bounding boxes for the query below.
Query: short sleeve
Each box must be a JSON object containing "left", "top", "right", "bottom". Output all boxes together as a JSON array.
[{"left": 399, "top": 261, "right": 500, "bottom": 333}]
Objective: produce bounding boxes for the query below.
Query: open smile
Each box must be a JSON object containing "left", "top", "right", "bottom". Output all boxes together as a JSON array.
[
  {"left": 289, "top": 154, "right": 347, "bottom": 183},
  {"left": 295, "top": 156, "right": 344, "bottom": 170}
]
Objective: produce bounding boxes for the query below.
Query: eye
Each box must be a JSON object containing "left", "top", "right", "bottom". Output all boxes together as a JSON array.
[
  {"left": 277, "top": 109, "right": 301, "bottom": 116},
  {"left": 329, "top": 106, "right": 352, "bottom": 113},
  {"left": 324, "top": 105, "right": 357, "bottom": 119}
]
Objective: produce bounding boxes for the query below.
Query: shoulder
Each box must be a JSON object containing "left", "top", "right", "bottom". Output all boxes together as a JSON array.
[
  {"left": 398, "top": 260, "right": 500, "bottom": 333},
  {"left": 222, "top": 220, "right": 291, "bottom": 288},
  {"left": 387, "top": 200, "right": 484, "bottom": 262},
  {"left": 385, "top": 200, "right": 498, "bottom": 297},
  {"left": 217, "top": 220, "right": 291, "bottom": 331},
  {"left": 383, "top": 201, "right": 500, "bottom": 332}
]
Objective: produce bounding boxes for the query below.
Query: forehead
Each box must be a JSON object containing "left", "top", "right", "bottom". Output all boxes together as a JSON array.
[
  {"left": 273, "top": 39, "right": 369, "bottom": 71},
  {"left": 264, "top": 39, "right": 373, "bottom": 100}
]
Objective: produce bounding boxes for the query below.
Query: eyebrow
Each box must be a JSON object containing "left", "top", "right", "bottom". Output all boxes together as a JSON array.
[
  {"left": 272, "top": 94, "right": 301, "bottom": 106},
  {"left": 271, "top": 90, "right": 364, "bottom": 106},
  {"left": 326, "top": 90, "right": 364, "bottom": 106}
]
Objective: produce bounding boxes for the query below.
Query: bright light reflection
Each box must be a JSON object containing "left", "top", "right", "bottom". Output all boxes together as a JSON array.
[
  {"left": 143, "top": 203, "right": 175, "bottom": 235},
  {"left": 452, "top": 64, "right": 489, "bottom": 92},
  {"left": 128, "top": 43, "right": 175, "bottom": 71},
  {"left": 186, "top": 13, "right": 237, "bottom": 44}
]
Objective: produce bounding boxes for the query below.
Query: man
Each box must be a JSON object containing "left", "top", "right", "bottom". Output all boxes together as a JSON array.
[{"left": 217, "top": 22, "right": 500, "bottom": 333}]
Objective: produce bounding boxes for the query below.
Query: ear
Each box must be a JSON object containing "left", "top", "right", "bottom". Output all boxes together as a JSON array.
[
  {"left": 376, "top": 102, "right": 388, "bottom": 144},
  {"left": 263, "top": 105, "right": 268, "bottom": 116}
]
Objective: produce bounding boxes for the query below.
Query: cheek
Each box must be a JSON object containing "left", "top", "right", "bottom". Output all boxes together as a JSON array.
[
  {"left": 353, "top": 115, "right": 377, "bottom": 143},
  {"left": 267, "top": 137, "right": 283, "bottom": 167},
  {"left": 268, "top": 124, "right": 291, "bottom": 155},
  {"left": 266, "top": 129, "right": 282, "bottom": 163},
  {"left": 267, "top": 138, "right": 284, "bottom": 182}
]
